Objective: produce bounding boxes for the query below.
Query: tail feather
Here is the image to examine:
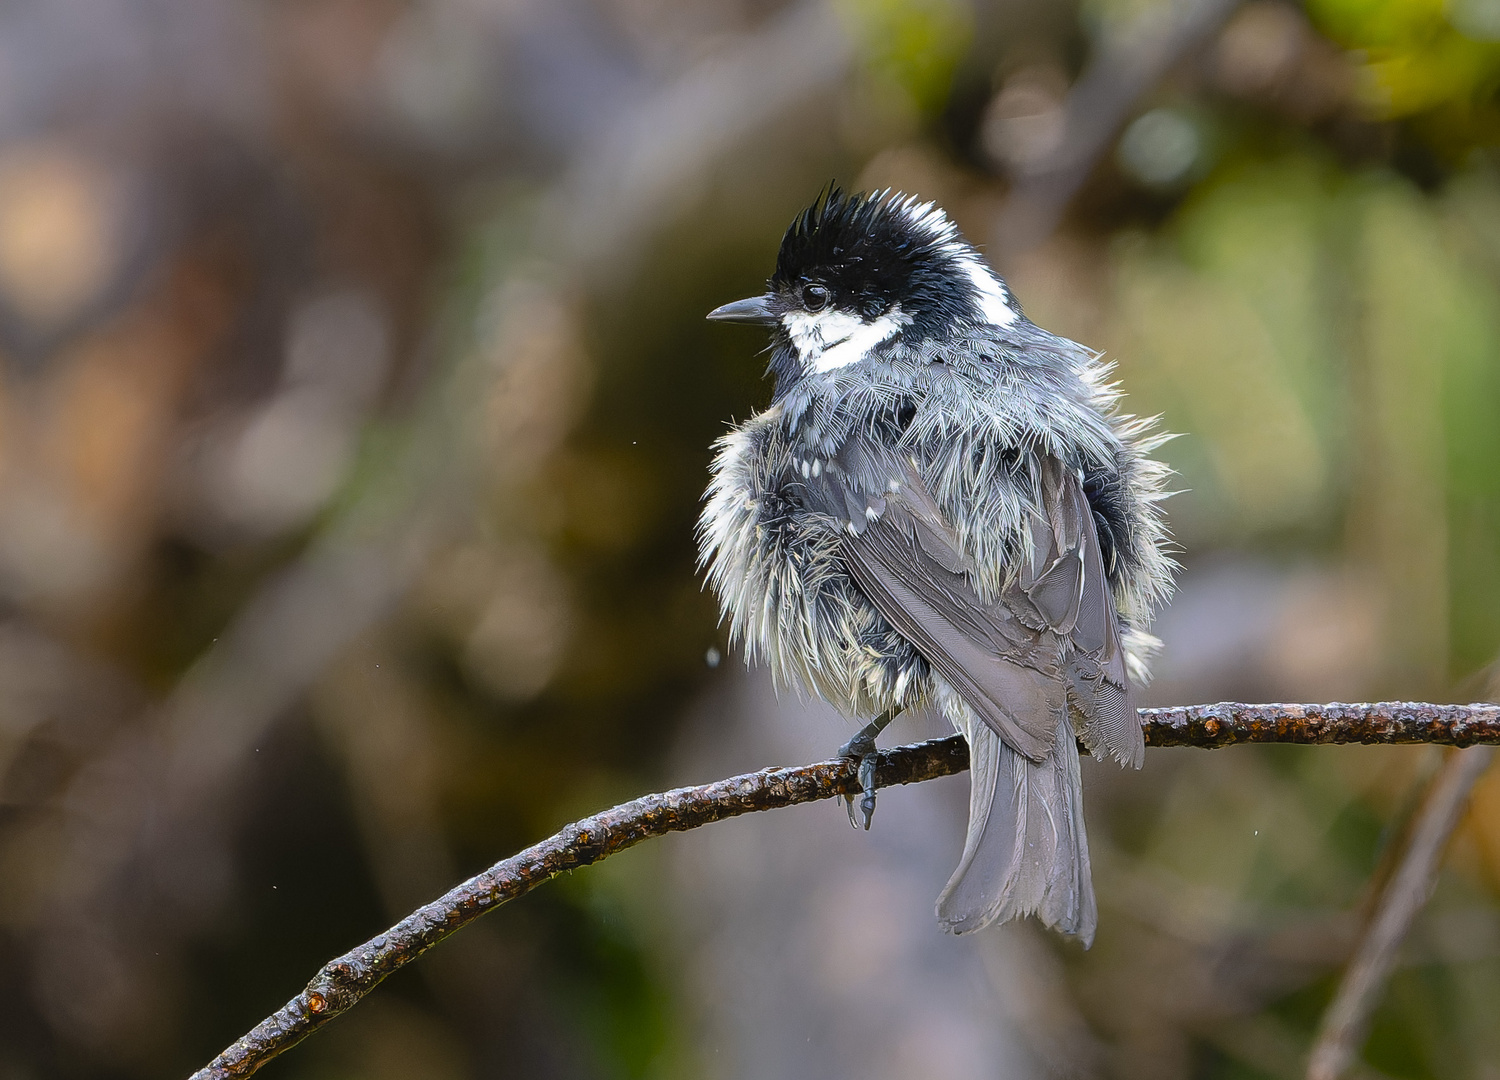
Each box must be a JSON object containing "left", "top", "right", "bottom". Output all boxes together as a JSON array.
[{"left": 936, "top": 711, "right": 1097, "bottom": 946}]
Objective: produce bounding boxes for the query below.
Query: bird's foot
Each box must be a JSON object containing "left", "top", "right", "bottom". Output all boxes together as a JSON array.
[
  {"left": 836, "top": 709, "right": 900, "bottom": 831},
  {"left": 838, "top": 732, "right": 880, "bottom": 831}
]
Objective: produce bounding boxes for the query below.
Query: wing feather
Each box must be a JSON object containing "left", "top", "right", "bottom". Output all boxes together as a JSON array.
[
  {"left": 843, "top": 523, "right": 1062, "bottom": 761},
  {"left": 800, "top": 442, "right": 1142, "bottom": 769},
  {"left": 1037, "top": 457, "right": 1143, "bottom": 768}
]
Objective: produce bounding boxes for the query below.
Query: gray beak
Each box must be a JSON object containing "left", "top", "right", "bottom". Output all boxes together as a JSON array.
[{"left": 706, "top": 294, "right": 777, "bottom": 325}]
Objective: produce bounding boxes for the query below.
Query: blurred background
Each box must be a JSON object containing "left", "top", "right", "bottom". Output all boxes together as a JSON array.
[{"left": 0, "top": 0, "right": 1498, "bottom": 1077}]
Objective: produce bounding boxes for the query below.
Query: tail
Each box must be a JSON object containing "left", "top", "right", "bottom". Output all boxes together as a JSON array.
[{"left": 935, "top": 711, "right": 1097, "bottom": 946}]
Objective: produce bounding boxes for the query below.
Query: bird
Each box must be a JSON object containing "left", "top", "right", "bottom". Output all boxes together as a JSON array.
[{"left": 697, "top": 187, "right": 1175, "bottom": 944}]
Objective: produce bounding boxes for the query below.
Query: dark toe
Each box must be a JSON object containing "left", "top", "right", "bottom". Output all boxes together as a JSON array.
[
  {"left": 839, "top": 733, "right": 876, "bottom": 760},
  {"left": 856, "top": 754, "right": 879, "bottom": 830}
]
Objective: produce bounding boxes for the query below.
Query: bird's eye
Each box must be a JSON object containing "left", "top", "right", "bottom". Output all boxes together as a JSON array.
[{"left": 803, "top": 283, "right": 830, "bottom": 311}]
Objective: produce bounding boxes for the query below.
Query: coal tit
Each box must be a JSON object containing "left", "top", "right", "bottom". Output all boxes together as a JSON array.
[{"left": 698, "top": 189, "right": 1174, "bottom": 943}]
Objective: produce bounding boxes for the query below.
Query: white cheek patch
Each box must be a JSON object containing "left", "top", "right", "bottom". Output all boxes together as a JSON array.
[{"left": 783, "top": 307, "right": 906, "bottom": 373}]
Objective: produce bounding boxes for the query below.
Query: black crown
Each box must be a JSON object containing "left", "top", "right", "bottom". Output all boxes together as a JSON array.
[{"left": 769, "top": 187, "right": 984, "bottom": 336}]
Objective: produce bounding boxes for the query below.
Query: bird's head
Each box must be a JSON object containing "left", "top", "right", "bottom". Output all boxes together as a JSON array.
[{"left": 708, "top": 188, "right": 1019, "bottom": 382}]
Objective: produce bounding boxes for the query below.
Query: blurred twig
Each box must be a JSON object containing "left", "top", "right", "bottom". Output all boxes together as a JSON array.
[
  {"left": 995, "top": 0, "right": 1244, "bottom": 252},
  {"left": 1305, "top": 744, "right": 1497, "bottom": 1080},
  {"left": 192, "top": 700, "right": 1500, "bottom": 1080}
]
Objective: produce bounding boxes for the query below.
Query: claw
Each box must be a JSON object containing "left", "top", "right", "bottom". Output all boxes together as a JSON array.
[
  {"left": 838, "top": 741, "right": 881, "bottom": 829},
  {"left": 838, "top": 710, "right": 900, "bottom": 831},
  {"left": 839, "top": 734, "right": 877, "bottom": 829},
  {"left": 857, "top": 753, "right": 878, "bottom": 830}
]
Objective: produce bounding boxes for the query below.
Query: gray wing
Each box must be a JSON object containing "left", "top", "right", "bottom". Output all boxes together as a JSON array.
[
  {"left": 1025, "top": 456, "right": 1142, "bottom": 768},
  {"left": 801, "top": 445, "right": 1140, "bottom": 768}
]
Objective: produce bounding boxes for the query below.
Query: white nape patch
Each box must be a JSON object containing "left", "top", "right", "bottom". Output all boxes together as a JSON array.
[
  {"left": 782, "top": 307, "right": 905, "bottom": 373},
  {"left": 891, "top": 194, "right": 954, "bottom": 242},
  {"left": 886, "top": 192, "right": 1018, "bottom": 327},
  {"left": 956, "top": 256, "right": 1016, "bottom": 326}
]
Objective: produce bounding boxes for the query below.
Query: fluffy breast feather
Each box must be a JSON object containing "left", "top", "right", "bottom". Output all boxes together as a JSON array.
[{"left": 698, "top": 405, "right": 928, "bottom": 717}]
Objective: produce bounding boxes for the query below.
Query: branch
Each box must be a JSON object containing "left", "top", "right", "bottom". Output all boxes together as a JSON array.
[
  {"left": 1138, "top": 701, "right": 1499, "bottom": 749},
  {"left": 191, "top": 701, "right": 1500, "bottom": 1080},
  {"left": 1305, "top": 744, "right": 1497, "bottom": 1080}
]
